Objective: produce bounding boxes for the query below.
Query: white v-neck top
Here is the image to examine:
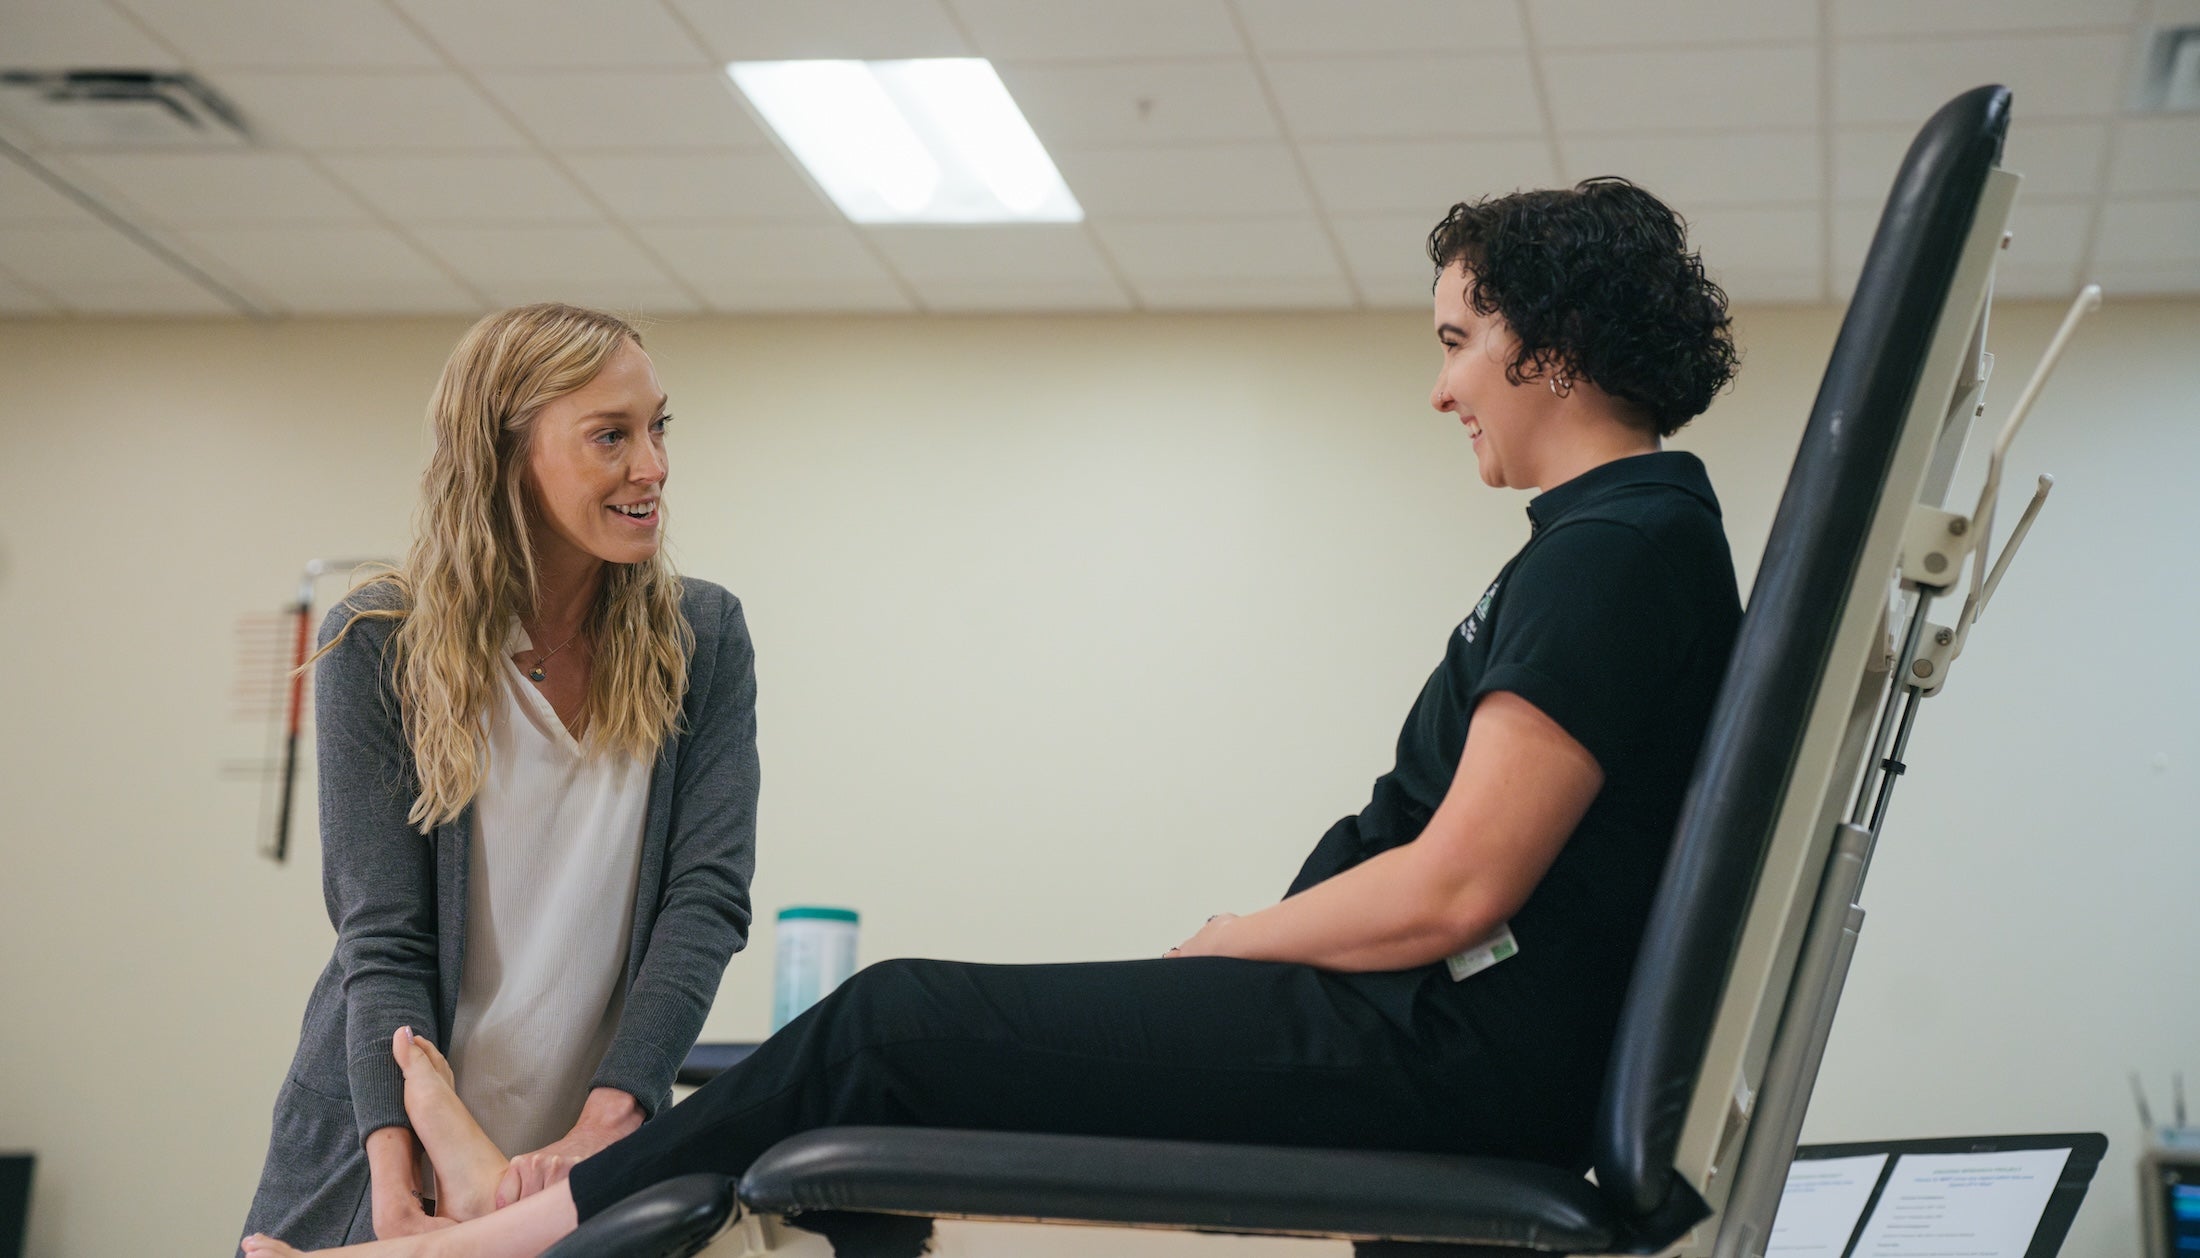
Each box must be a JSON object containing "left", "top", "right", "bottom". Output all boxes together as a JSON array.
[{"left": 445, "top": 621, "right": 650, "bottom": 1158}]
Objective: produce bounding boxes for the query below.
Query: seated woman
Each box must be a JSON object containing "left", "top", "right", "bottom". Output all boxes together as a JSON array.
[{"left": 245, "top": 176, "right": 1742, "bottom": 1258}]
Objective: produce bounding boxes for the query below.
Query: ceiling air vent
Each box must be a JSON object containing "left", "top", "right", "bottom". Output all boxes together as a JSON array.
[
  {"left": 0, "top": 69, "right": 253, "bottom": 148},
  {"left": 2133, "top": 26, "right": 2200, "bottom": 114}
]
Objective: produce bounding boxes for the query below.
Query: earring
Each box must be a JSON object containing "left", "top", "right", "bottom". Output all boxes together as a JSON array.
[{"left": 1548, "top": 372, "right": 1574, "bottom": 398}]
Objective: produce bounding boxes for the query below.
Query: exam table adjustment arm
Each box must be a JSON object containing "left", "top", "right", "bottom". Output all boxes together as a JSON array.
[{"left": 1899, "top": 285, "right": 2098, "bottom": 695}]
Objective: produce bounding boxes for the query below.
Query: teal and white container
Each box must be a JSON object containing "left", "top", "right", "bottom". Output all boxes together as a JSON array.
[{"left": 772, "top": 906, "right": 860, "bottom": 1032}]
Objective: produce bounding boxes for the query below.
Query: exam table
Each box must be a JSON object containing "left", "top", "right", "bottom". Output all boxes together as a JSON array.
[{"left": 545, "top": 84, "right": 2086, "bottom": 1258}]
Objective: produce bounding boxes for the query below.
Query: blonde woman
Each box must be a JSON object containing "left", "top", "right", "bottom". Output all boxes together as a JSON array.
[{"left": 238, "top": 304, "right": 759, "bottom": 1251}]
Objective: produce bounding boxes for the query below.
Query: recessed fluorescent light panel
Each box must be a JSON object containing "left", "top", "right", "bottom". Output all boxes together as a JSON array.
[{"left": 728, "top": 59, "right": 1081, "bottom": 224}]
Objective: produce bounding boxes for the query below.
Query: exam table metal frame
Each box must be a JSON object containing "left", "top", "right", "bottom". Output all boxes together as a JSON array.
[{"left": 545, "top": 84, "right": 2069, "bottom": 1258}]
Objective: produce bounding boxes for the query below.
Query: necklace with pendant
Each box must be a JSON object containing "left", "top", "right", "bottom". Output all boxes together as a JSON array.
[{"left": 524, "top": 627, "right": 583, "bottom": 683}]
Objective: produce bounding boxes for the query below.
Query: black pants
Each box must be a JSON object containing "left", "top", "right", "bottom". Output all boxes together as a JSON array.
[{"left": 566, "top": 953, "right": 1594, "bottom": 1219}]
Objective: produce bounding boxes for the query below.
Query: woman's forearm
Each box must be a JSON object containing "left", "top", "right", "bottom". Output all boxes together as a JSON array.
[
  {"left": 574, "top": 1087, "right": 644, "bottom": 1141},
  {"left": 1213, "top": 843, "right": 1503, "bottom": 971},
  {"left": 1184, "top": 692, "right": 1604, "bottom": 972},
  {"left": 363, "top": 1125, "right": 428, "bottom": 1228}
]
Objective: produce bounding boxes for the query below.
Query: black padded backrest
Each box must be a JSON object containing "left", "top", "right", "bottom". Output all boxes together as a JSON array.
[{"left": 1590, "top": 86, "right": 2012, "bottom": 1230}]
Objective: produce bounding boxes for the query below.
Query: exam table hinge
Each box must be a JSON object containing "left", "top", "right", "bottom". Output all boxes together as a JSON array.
[{"left": 1898, "top": 506, "right": 1974, "bottom": 591}]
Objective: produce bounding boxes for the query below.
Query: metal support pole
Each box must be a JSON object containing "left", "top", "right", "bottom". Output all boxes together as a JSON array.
[{"left": 1711, "top": 825, "right": 1875, "bottom": 1258}]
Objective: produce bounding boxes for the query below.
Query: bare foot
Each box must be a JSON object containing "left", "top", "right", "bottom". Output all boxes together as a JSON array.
[
  {"left": 393, "top": 1028, "right": 510, "bottom": 1222},
  {"left": 241, "top": 1233, "right": 431, "bottom": 1256},
  {"left": 242, "top": 1229, "right": 446, "bottom": 1257},
  {"left": 246, "top": 1179, "right": 583, "bottom": 1257}
]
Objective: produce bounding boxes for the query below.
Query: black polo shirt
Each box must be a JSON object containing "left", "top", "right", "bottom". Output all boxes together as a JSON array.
[{"left": 1290, "top": 450, "right": 1741, "bottom": 1061}]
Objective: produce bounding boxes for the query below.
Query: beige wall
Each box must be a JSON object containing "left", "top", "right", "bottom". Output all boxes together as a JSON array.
[{"left": 0, "top": 300, "right": 2192, "bottom": 1258}]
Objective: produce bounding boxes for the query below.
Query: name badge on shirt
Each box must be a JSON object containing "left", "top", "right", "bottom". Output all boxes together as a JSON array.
[{"left": 1445, "top": 923, "right": 1519, "bottom": 981}]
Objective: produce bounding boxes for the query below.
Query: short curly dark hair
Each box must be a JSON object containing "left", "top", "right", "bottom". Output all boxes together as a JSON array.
[{"left": 1427, "top": 177, "right": 1737, "bottom": 436}]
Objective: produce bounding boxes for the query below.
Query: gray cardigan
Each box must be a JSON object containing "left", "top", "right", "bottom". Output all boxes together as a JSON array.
[{"left": 240, "top": 578, "right": 758, "bottom": 1248}]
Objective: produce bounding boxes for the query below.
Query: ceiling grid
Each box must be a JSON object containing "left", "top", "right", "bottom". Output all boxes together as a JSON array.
[{"left": 0, "top": 0, "right": 2184, "bottom": 317}]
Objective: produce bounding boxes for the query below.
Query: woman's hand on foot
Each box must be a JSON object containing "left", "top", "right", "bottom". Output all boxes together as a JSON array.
[
  {"left": 241, "top": 1234, "right": 302, "bottom": 1256},
  {"left": 494, "top": 1088, "right": 642, "bottom": 1208}
]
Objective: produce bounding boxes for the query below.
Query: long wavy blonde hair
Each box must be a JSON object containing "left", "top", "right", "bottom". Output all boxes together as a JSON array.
[{"left": 324, "top": 303, "right": 693, "bottom": 831}]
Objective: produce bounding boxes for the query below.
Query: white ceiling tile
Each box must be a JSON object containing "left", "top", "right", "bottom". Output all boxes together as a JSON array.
[
  {"left": 1545, "top": 47, "right": 1818, "bottom": 133},
  {"left": 0, "top": 0, "right": 177, "bottom": 67},
  {"left": 1237, "top": 0, "right": 1523, "bottom": 54},
  {"left": 1051, "top": 144, "right": 1311, "bottom": 217},
  {"left": 410, "top": 224, "right": 692, "bottom": 306},
  {"left": 1354, "top": 268, "right": 1440, "bottom": 308},
  {"left": 1330, "top": 213, "right": 1439, "bottom": 286},
  {"left": 1717, "top": 267, "right": 1825, "bottom": 304},
  {"left": 635, "top": 223, "right": 912, "bottom": 311},
  {"left": 1562, "top": 132, "right": 1820, "bottom": 205},
  {"left": 1831, "top": 204, "right": 1882, "bottom": 281},
  {"left": 1833, "top": 35, "right": 2127, "bottom": 125},
  {"left": 1132, "top": 275, "right": 1356, "bottom": 309},
  {"left": 2095, "top": 198, "right": 2200, "bottom": 263},
  {"left": 0, "top": 160, "right": 93, "bottom": 223},
  {"left": 1999, "top": 201, "right": 2097, "bottom": 270},
  {"left": 390, "top": 0, "right": 706, "bottom": 69},
  {"left": 216, "top": 73, "right": 533, "bottom": 151},
  {"left": 669, "top": 0, "right": 972, "bottom": 60},
  {"left": 0, "top": 222, "right": 196, "bottom": 288},
  {"left": 1831, "top": 128, "right": 1915, "bottom": 205},
  {"left": 2109, "top": 118, "right": 2200, "bottom": 195},
  {"left": 482, "top": 70, "right": 773, "bottom": 150},
  {"left": 320, "top": 155, "right": 601, "bottom": 224},
  {"left": 112, "top": 0, "right": 442, "bottom": 68},
  {"left": 1834, "top": 121, "right": 2111, "bottom": 203},
  {"left": 867, "top": 223, "right": 1120, "bottom": 286},
  {"left": 563, "top": 152, "right": 833, "bottom": 222},
  {"left": 2008, "top": 122, "right": 2117, "bottom": 199},
  {"left": 634, "top": 223, "right": 886, "bottom": 284},
  {"left": 1834, "top": 0, "right": 2140, "bottom": 37},
  {"left": 51, "top": 280, "right": 237, "bottom": 314},
  {"left": 2086, "top": 260, "right": 2200, "bottom": 295},
  {"left": 1264, "top": 55, "right": 1542, "bottom": 140},
  {"left": 512, "top": 280, "right": 701, "bottom": 313},
  {"left": 61, "top": 153, "right": 371, "bottom": 224},
  {"left": 949, "top": 0, "right": 1243, "bottom": 60},
  {"left": 1685, "top": 205, "right": 1822, "bottom": 277},
  {"left": 1990, "top": 260, "right": 2085, "bottom": 298},
  {"left": 1090, "top": 218, "right": 1341, "bottom": 283},
  {"left": 1300, "top": 139, "right": 1558, "bottom": 214},
  {"left": 700, "top": 282, "right": 914, "bottom": 312},
  {"left": 996, "top": 61, "right": 1280, "bottom": 147},
  {"left": 1532, "top": 0, "right": 1816, "bottom": 47},
  {"left": 182, "top": 226, "right": 478, "bottom": 312},
  {"left": 0, "top": 275, "right": 55, "bottom": 312},
  {"left": 908, "top": 277, "right": 1134, "bottom": 311}
]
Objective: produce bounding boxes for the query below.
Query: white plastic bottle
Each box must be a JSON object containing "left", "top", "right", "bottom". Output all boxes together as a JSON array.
[{"left": 772, "top": 906, "right": 860, "bottom": 1032}]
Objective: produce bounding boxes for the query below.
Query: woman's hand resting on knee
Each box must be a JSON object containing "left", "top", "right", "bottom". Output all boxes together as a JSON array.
[
  {"left": 1167, "top": 913, "right": 1241, "bottom": 958},
  {"left": 495, "top": 1087, "right": 645, "bottom": 1207}
]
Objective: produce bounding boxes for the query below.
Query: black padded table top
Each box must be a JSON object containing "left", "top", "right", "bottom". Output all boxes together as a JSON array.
[{"left": 742, "top": 1128, "right": 1621, "bottom": 1252}]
